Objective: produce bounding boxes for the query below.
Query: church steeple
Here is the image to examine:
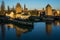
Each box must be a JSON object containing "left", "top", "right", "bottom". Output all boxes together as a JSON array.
[
  {"left": 1, "top": 0, "right": 5, "bottom": 15},
  {"left": 24, "top": 4, "right": 26, "bottom": 10},
  {"left": 1, "top": 0, "right": 5, "bottom": 11},
  {"left": 16, "top": 3, "right": 22, "bottom": 13}
]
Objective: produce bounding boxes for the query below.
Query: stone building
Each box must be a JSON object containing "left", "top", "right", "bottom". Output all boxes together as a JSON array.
[
  {"left": 54, "top": 10, "right": 60, "bottom": 16},
  {"left": 16, "top": 3, "right": 22, "bottom": 13},
  {"left": 45, "top": 4, "right": 52, "bottom": 16},
  {"left": 15, "top": 3, "right": 22, "bottom": 18}
]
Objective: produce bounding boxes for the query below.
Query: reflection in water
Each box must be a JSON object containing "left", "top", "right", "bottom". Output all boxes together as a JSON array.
[
  {"left": 16, "top": 27, "right": 29, "bottom": 40},
  {"left": 0, "top": 21, "right": 60, "bottom": 40},
  {"left": 0, "top": 23, "right": 5, "bottom": 40},
  {"left": 54, "top": 20, "right": 60, "bottom": 26},
  {"left": 15, "top": 25, "right": 33, "bottom": 39},
  {"left": 0, "top": 24, "right": 33, "bottom": 40},
  {"left": 46, "top": 22, "right": 52, "bottom": 35},
  {"left": 5, "top": 24, "right": 16, "bottom": 30},
  {"left": 46, "top": 21, "right": 60, "bottom": 35},
  {"left": 16, "top": 27, "right": 28, "bottom": 37},
  {"left": 6, "top": 24, "right": 14, "bottom": 28}
]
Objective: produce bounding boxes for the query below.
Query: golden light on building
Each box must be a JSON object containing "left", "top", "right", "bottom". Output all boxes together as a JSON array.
[
  {"left": 54, "top": 10, "right": 60, "bottom": 16},
  {"left": 10, "top": 12, "right": 14, "bottom": 18},
  {"left": 16, "top": 3, "right": 22, "bottom": 13},
  {"left": 6, "top": 11, "right": 15, "bottom": 19},
  {"left": 46, "top": 4, "right": 52, "bottom": 16},
  {"left": 21, "top": 14, "right": 31, "bottom": 19},
  {"left": 57, "top": 11, "right": 59, "bottom": 14},
  {"left": 54, "top": 11, "right": 58, "bottom": 16},
  {"left": 57, "top": 10, "right": 60, "bottom": 16},
  {"left": 16, "top": 13, "right": 22, "bottom": 18}
]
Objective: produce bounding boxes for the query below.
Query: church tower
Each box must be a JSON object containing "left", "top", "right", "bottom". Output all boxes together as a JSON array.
[
  {"left": 1, "top": 1, "right": 5, "bottom": 15},
  {"left": 16, "top": 3, "right": 22, "bottom": 13},
  {"left": 24, "top": 4, "right": 28, "bottom": 12}
]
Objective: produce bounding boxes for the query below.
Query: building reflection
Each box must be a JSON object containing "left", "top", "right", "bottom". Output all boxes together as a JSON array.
[
  {"left": 0, "top": 23, "right": 5, "bottom": 40},
  {"left": 46, "top": 22, "right": 52, "bottom": 35},
  {"left": 5, "top": 24, "right": 33, "bottom": 39},
  {"left": 16, "top": 27, "right": 28, "bottom": 38},
  {"left": 54, "top": 20, "right": 60, "bottom": 26},
  {"left": 6, "top": 24, "right": 15, "bottom": 30},
  {"left": 15, "top": 25, "right": 34, "bottom": 39}
]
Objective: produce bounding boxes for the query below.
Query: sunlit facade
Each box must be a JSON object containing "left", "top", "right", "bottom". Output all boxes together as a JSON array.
[
  {"left": 16, "top": 3, "right": 22, "bottom": 13},
  {"left": 6, "top": 11, "right": 15, "bottom": 19},
  {"left": 46, "top": 4, "right": 52, "bottom": 16},
  {"left": 16, "top": 13, "right": 22, "bottom": 18},
  {"left": 54, "top": 10, "right": 60, "bottom": 16},
  {"left": 57, "top": 10, "right": 60, "bottom": 16}
]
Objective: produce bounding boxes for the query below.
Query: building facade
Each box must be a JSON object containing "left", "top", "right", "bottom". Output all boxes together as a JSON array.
[
  {"left": 45, "top": 4, "right": 52, "bottom": 16},
  {"left": 16, "top": 3, "right": 22, "bottom": 13}
]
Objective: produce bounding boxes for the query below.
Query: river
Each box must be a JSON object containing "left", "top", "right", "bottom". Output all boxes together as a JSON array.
[{"left": 0, "top": 20, "right": 60, "bottom": 40}]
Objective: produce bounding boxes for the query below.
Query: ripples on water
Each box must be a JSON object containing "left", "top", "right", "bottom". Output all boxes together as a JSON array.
[{"left": 0, "top": 20, "right": 60, "bottom": 40}]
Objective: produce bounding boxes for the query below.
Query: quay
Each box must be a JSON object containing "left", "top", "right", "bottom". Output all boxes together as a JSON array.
[
  {"left": 10, "top": 19, "right": 33, "bottom": 26},
  {"left": 0, "top": 16, "right": 33, "bottom": 26},
  {"left": 54, "top": 16, "right": 60, "bottom": 20},
  {"left": 0, "top": 15, "right": 60, "bottom": 25}
]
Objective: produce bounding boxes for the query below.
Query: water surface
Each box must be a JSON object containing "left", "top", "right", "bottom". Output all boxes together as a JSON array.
[{"left": 0, "top": 20, "right": 60, "bottom": 40}]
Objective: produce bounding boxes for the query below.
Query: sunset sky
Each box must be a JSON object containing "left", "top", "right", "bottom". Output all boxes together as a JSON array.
[{"left": 0, "top": 0, "right": 60, "bottom": 10}]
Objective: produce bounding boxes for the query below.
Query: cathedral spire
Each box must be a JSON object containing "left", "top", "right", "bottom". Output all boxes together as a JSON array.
[{"left": 1, "top": 0, "right": 5, "bottom": 15}]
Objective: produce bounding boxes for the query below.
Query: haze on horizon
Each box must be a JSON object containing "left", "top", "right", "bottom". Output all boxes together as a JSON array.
[{"left": 0, "top": 0, "right": 60, "bottom": 10}]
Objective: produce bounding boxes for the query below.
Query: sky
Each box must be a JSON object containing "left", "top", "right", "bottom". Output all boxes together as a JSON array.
[{"left": 0, "top": 0, "right": 60, "bottom": 10}]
